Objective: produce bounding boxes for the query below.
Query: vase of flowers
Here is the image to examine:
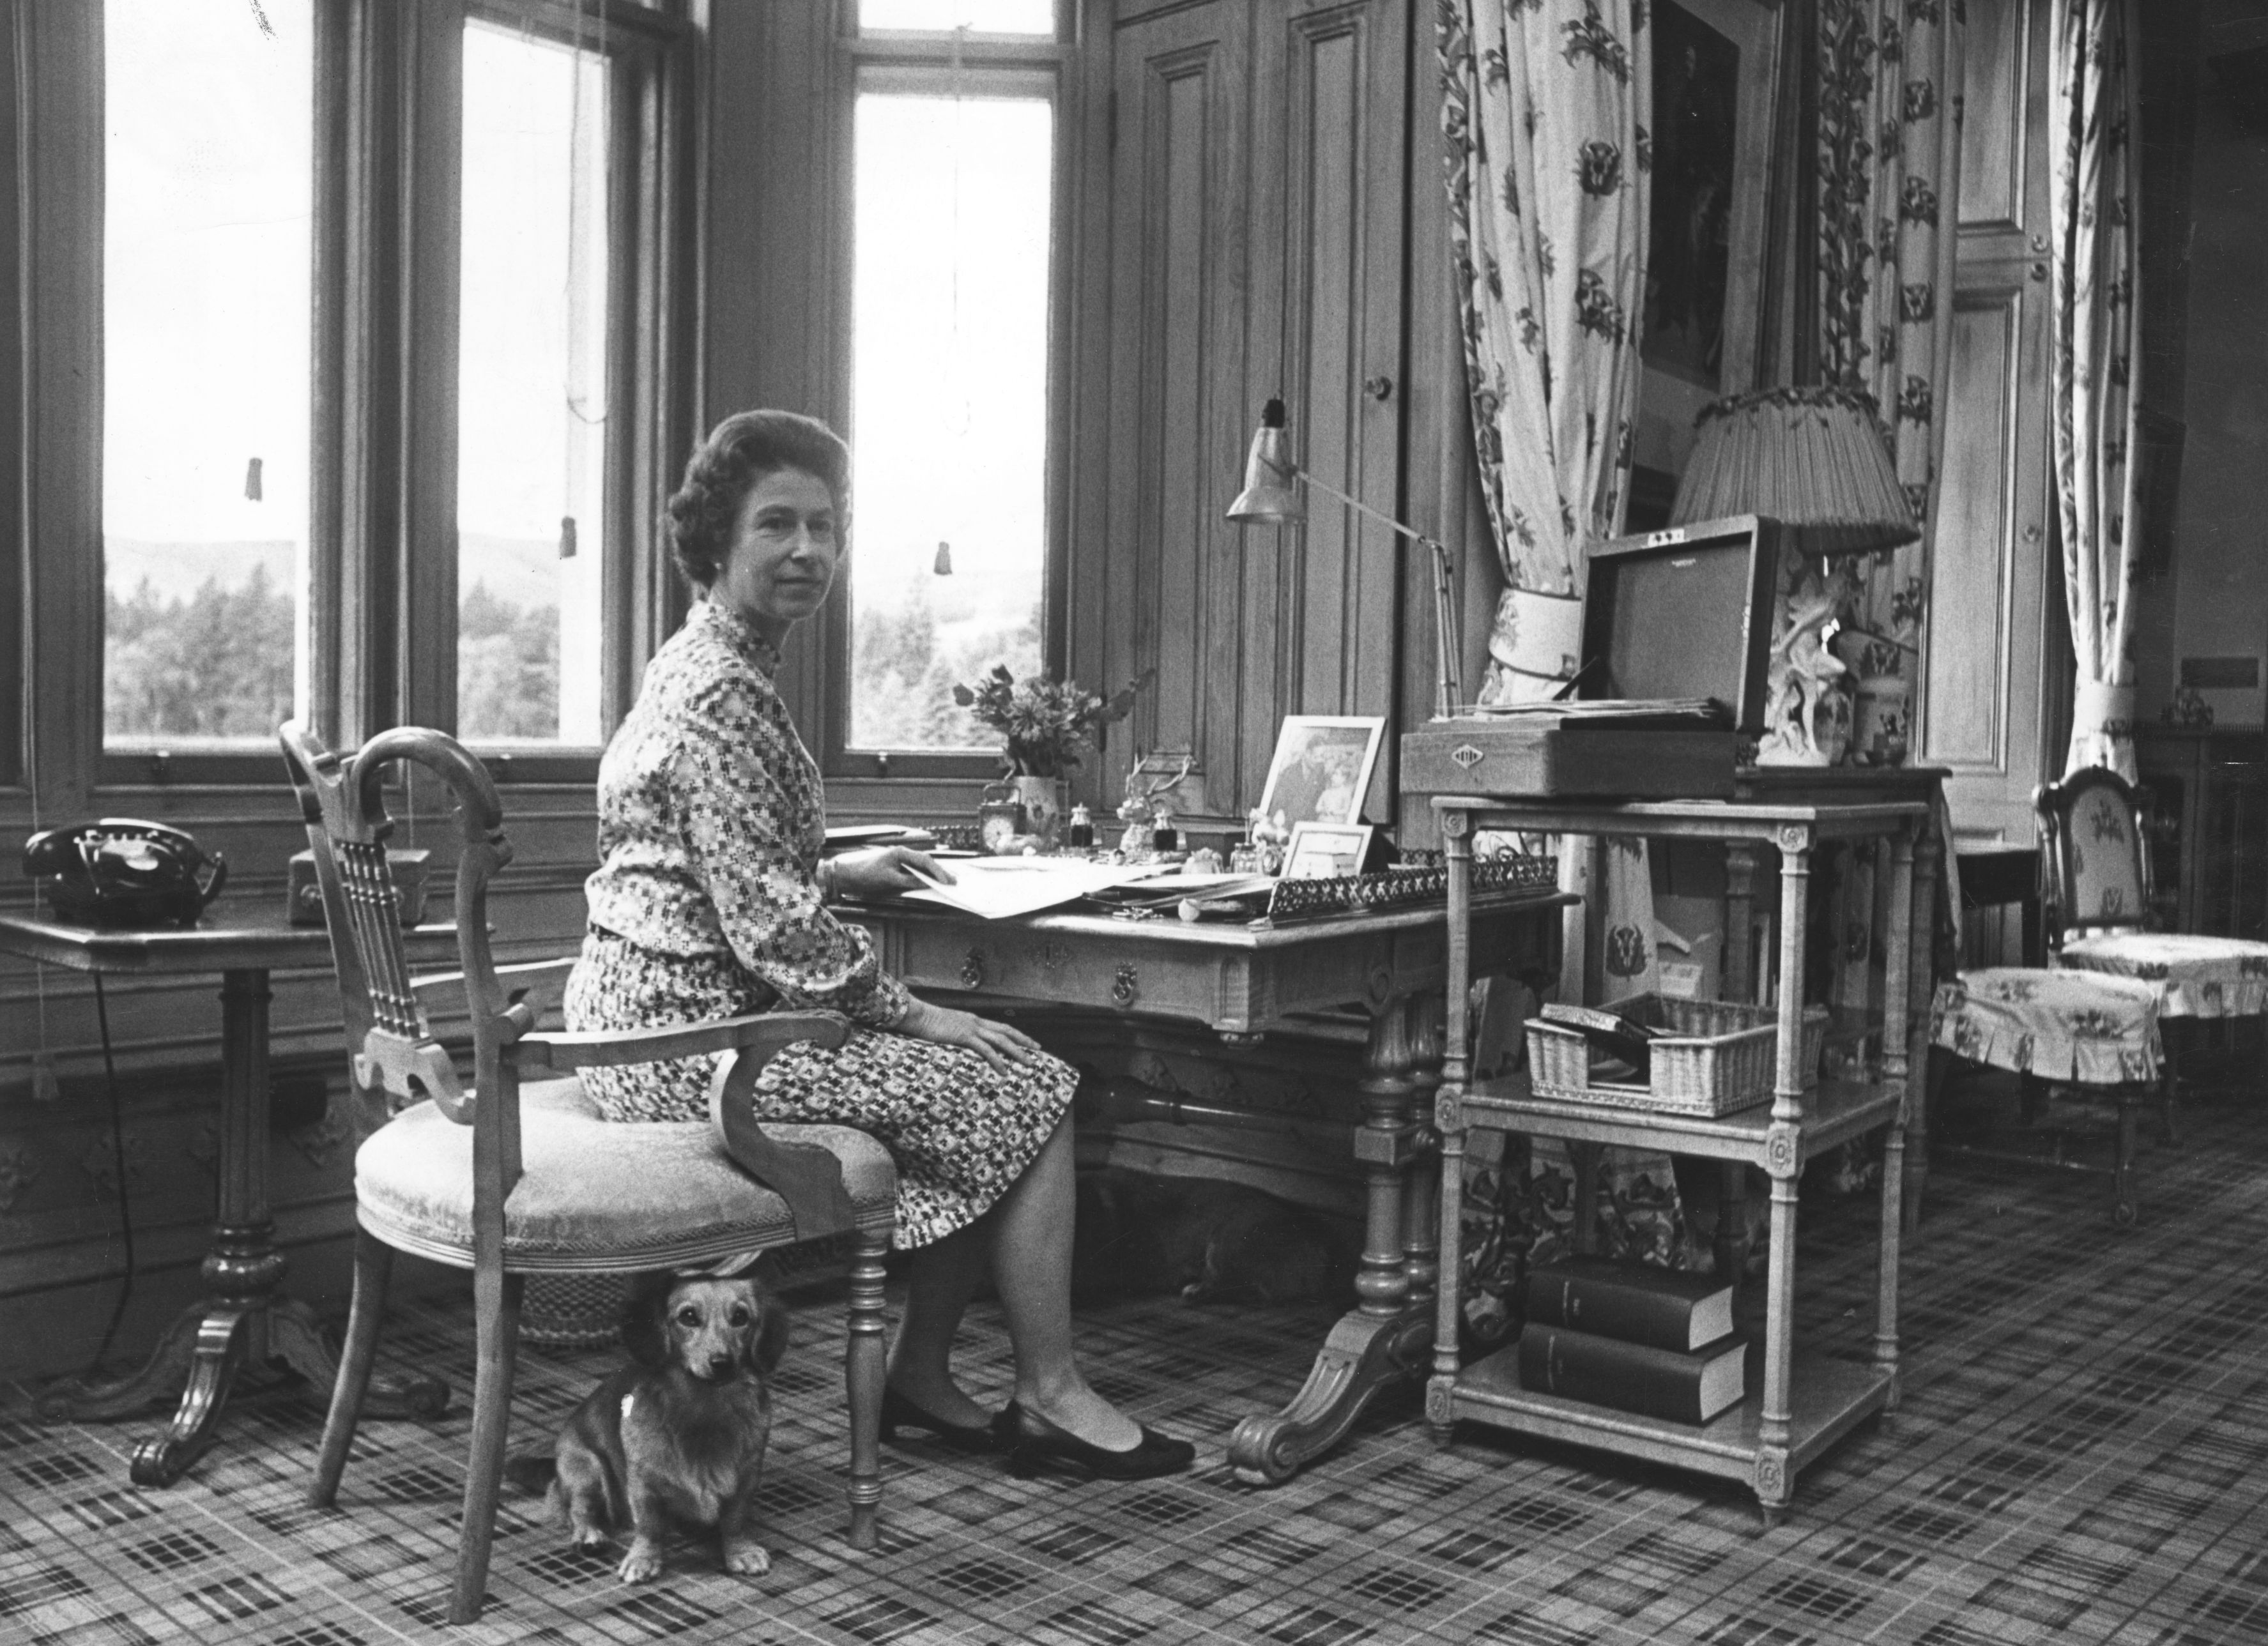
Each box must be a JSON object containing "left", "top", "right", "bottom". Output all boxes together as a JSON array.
[{"left": 953, "top": 665, "right": 1153, "bottom": 844}]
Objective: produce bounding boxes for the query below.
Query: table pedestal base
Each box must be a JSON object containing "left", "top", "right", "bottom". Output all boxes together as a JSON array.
[
  {"left": 1228, "top": 1306, "right": 1427, "bottom": 1484},
  {"left": 36, "top": 1294, "right": 450, "bottom": 1485}
]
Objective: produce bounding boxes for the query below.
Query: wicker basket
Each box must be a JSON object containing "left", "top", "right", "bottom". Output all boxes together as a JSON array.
[
  {"left": 522, "top": 1273, "right": 629, "bottom": 1348},
  {"left": 1524, "top": 994, "right": 1830, "bottom": 1117}
]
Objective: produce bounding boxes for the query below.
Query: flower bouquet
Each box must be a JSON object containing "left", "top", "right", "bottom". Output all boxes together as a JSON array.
[{"left": 952, "top": 665, "right": 1153, "bottom": 779}]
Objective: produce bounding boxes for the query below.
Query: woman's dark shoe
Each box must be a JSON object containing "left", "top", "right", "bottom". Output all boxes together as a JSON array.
[
  {"left": 1007, "top": 1408, "right": 1195, "bottom": 1481},
  {"left": 881, "top": 1385, "right": 1011, "bottom": 1454}
]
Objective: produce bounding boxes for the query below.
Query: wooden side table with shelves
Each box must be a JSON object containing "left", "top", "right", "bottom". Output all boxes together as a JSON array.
[{"left": 1425, "top": 793, "right": 1927, "bottom": 1524}]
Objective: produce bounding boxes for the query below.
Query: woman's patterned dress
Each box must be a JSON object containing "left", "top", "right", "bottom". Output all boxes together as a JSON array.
[{"left": 563, "top": 598, "right": 1077, "bottom": 1249}]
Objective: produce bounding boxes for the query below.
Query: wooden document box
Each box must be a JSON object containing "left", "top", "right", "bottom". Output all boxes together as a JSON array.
[{"left": 1402, "top": 717, "right": 1738, "bottom": 800}]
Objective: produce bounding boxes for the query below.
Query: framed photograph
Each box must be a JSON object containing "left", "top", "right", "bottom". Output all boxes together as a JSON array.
[
  {"left": 1634, "top": 0, "right": 1782, "bottom": 479},
  {"left": 1283, "top": 821, "right": 1375, "bottom": 881},
  {"left": 1255, "top": 715, "right": 1387, "bottom": 831}
]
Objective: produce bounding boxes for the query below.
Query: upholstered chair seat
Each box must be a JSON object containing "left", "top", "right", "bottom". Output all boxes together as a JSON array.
[
  {"left": 2056, "top": 931, "right": 2268, "bottom": 1019},
  {"left": 356, "top": 1078, "right": 896, "bottom": 1271},
  {"left": 1930, "top": 965, "right": 2166, "bottom": 1227}
]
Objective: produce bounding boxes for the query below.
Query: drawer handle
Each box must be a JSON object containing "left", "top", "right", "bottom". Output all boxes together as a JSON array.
[
  {"left": 1112, "top": 962, "right": 1139, "bottom": 1008},
  {"left": 960, "top": 949, "right": 985, "bottom": 989}
]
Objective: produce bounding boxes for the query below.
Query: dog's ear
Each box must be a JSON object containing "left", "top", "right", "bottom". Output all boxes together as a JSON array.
[
  {"left": 620, "top": 1271, "right": 678, "bottom": 1369},
  {"left": 748, "top": 1286, "right": 791, "bottom": 1376}
]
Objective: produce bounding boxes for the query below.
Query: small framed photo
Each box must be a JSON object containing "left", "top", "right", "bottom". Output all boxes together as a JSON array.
[
  {"left": 1283, "top": 821, "right": 1375, "bottom": 881},
  {"left": 1257, "top": 715, "right": 1386, "bottom": 831}
]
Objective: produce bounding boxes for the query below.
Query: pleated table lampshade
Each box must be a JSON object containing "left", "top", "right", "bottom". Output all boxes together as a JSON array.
[{"left": 1669, "top": 385, "right": 1920, "bottom": 557}]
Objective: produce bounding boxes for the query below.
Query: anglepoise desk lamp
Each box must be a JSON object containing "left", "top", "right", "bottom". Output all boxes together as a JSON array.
[{"left": 1225, "top": 399, "right": 1464, "bottom": 721}]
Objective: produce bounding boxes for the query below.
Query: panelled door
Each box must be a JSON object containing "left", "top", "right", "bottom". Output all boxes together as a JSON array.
[
  {"left": 1092, "top": 0, "right": 1409, "bottom": 828},
  {"left": 1923, "top": 0, "right": 2061, "bottom": 845}
]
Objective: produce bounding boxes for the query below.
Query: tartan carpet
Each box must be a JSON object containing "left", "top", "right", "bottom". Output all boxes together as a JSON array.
[{"left": 4, "top": 1080, "right": 2268, "bottom": 1645}]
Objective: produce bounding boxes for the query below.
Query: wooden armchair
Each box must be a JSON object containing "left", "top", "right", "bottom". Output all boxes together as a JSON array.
[
  {"left": 279, "top": 721, "right": 896, "bottom": 1624},
  {"left": 2038, "top": 765, "right": 2268, "bottom": 1101}
]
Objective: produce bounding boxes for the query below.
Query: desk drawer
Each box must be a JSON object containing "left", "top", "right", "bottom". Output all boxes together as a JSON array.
[{"left": 848, "top": 917, "right": 1240, "bottom": 1024}]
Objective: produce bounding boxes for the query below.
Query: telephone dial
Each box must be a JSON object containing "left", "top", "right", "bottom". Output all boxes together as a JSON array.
[{"left": 22, "top": 818, "right": 228, "bottom": 929}]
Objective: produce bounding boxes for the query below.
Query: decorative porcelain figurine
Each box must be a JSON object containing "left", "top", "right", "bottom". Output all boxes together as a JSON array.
[{"left": 1757, "top": 572, "right": 1850, "bottom": 766}]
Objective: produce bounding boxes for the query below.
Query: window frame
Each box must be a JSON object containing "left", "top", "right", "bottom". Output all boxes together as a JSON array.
[
  {"left": 811, "top": 6, "right": 1080, "bottom": 788},
  {"left": 4, "top": 0, "right": 695, "bottom": 808}
]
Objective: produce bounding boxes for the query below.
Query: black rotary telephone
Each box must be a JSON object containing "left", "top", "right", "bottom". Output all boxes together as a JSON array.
[{"left": 22, "top": 819, "right": 229, "bottom": 929}]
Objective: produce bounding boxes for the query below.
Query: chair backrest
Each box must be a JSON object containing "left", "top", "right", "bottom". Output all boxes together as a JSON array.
[
  {"left": 279, "top": 720, "right": 516, "bottom": 1134},
  {"left": 2035, "top": 766, "right": 2154, "bottom": 948}
]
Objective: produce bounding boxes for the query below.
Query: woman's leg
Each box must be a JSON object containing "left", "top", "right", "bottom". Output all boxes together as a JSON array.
[
  {"left": 986, "top": 1115, "right": 1144, "bottom": 1451},
  {"left": 885, "top": 1224, "right": 993, "bottom": 1427}
]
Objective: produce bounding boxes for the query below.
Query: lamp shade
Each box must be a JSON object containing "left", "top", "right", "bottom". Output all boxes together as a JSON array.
[
  {"left": 1226, "top": 397, "right": 1304, "bottom": 524},
  {"left": 1669, "top": 385, "right": 1919, "bottom": 557}
]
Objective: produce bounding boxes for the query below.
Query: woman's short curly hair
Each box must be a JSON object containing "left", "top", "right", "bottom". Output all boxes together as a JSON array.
[{"left": 665, "top": 409, "right": 852, "bottom": 589}]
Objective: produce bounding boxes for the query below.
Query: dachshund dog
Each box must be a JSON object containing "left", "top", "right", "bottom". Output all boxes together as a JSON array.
[{"left": 548, "top": 1273, "right": 790, "bottom": 1584}]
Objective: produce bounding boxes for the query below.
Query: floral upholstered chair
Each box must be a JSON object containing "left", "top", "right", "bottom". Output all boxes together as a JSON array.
[
  {"left": 1929, "top": 966, "right": 2164, "bottom": 1225},
  {"left": 2037, "top": 766, "right": 2268, "bottom": 1097}
]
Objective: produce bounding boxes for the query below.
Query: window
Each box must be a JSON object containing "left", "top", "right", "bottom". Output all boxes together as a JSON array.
[
  {"left": 101, "top": 0, "right": 314, "bottom": 751},
  {"left": 859, "top": 1, "right": 1055, "bottom": 33},
  {"left": 457, "top": 19, "right": 613, "bottom": 748},
  {"left": 847, "top": 84, "right": 1054, "bottom": 754},
  {"left": 836, "top": 6, "right": 1067, "bottom": 770}
]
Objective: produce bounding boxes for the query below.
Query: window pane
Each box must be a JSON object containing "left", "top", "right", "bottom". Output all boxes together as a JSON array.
[
  {"left": 103, "top": 0, "right": 312, "bottom": 749},
  {"left": 457, "top": 22, "right": 609, "bottom": 746},
  {"left": 859, "top": 1, "right": 1054, "bottom": 33},
  {"left": 850, "top": 92, "right": 1051, "bottom": 752}
]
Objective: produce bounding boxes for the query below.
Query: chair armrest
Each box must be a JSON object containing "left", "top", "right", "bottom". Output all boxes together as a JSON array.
[
  {"left": 709, "top": 1039, "right": 870, "bottom": 1240},
  {"left": 410, "top": 956, "right": 578, "bottom": 1017},
  {"left": 510, "top": 1010, "right": 852, "bottom": 1076}
]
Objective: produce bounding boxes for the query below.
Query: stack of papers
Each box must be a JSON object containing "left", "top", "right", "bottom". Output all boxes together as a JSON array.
[{"left": 899, "top": 858, "right": 1174, "bottom": 920}]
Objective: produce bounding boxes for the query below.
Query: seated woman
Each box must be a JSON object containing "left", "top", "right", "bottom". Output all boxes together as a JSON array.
[{"left": 564, "top": 409, "right": 1190, "bottom": 1481}]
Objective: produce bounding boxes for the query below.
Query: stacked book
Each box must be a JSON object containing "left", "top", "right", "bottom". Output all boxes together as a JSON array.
[{"left": 1517, "top": 1257, "right": 1746, "bottom": 1426}]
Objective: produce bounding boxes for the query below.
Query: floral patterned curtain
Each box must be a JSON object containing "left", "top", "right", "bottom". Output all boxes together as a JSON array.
[
  {"left": 1815, "top": 0, "right": 1966, "bottom": 692},
  {"left": 1439, "top": 0, "right": 1650, "bottom": 704},
  {"left": 2051, "top": 0, "right": 2143, "bottom": 781},
  {"left": 1439, "top": 4, "right": 1693, "bottom": 1344}
]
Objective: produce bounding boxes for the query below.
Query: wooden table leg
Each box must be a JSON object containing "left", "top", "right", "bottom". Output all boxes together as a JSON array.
[
  {"left": 1230, "top": 993, "right": 1432, "bottom": 1485},
  {"left": 36, "top": 968, "right": 444, "bottom": 1477},
  {"left": 1753, "top": 834, "right": 1810, "bottom": 1527},
  {"left": 1903, "top": 825, "right": 1940, "bottom": 1231}
]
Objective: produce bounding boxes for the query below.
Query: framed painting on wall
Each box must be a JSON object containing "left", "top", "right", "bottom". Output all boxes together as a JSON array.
[{"left": 1634, "top": 0, "right": 1784, "bottom": 485}]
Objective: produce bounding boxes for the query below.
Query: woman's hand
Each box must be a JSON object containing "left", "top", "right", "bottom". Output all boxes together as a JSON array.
[
  {"left": 829, "top": 845, "right": 953, "bottom": 901},
  {"left": 896, "top": 997, "right": 1046, "bottom": 1074}
]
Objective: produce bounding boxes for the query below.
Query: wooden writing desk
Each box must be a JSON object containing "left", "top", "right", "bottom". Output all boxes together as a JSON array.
[
  {"left": 843, "top": 882, "right": 1570, "bottom": 1484},
  {"left": 0, "top": 905, "right": 456, "bottom": 1484}
]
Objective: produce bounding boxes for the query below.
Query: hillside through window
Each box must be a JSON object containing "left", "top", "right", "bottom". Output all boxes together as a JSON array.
[
  {"left": 848, "top": 86, "right": 1053, "bottom": 753},
  {"left": 456, "top": 19, "right": 611, "bottom": 747},
  {"left": 101, "top": 0, "right": 313, "bottom": 749}
]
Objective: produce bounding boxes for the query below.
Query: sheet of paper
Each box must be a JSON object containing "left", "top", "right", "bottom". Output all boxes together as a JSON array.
[{"left": 896, "top": 858, "right": 1169, "bottom": 920}]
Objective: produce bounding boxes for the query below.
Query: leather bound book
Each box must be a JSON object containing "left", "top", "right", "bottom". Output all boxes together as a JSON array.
[
  {"left": 1525, "top": 1258, "right": 1736, "bottom": 1352},
  {"left": 1516, "top": 1323, "right": 1747, "bottom": 1426}
]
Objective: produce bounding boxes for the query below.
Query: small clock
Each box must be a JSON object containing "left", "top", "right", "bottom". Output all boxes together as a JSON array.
[{"left": 977, "top": 796, "right": 1027, "bottom": 854}]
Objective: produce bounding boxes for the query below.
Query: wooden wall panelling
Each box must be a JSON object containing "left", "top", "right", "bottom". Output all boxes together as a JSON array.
[
  {"left": 705, "top": 0, "right": 840, "bottom": 738},
  {"left": 1926, "top": 280, "right": 2054, "bottom": 844},
  {"left": 17, "top": 1, "right": 102, "bottom": 820},
  {"left": 1099, "top": 0, "right": 1414, "bottom": 831},
  {"left": 1924, "top": 0, "right": 2057, "bottom": 845},
  {"left": 1251, "top": 0, "right": 1409, "bottom": 827},
  {"left": 1104, "top": 0, "right": 1250, "bottom": 823}
]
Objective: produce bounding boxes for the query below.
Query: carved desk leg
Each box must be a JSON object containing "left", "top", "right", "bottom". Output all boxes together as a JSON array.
[{"left": 1230, "top": 991, "right": 1433, "bottom": 1485}]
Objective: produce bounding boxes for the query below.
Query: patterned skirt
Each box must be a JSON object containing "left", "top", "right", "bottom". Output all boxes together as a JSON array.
[{"left": 562, "top": 929, "right": 1078, "bottom": 1249}]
